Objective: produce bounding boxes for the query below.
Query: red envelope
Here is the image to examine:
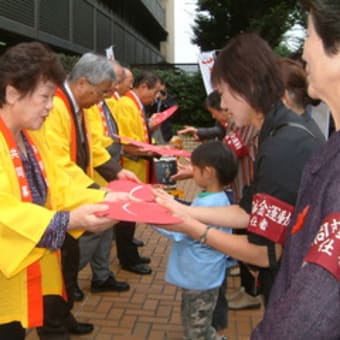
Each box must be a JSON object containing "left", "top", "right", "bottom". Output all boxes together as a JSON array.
[
  {"left": 107, "top": 179, "right": 155, "bottom": 201},
  {"left": 152, "top": 105, "right": 179, "bottom": 127},
  {"left": 96, "top": 200, "right": 182, "bottom": 224}
]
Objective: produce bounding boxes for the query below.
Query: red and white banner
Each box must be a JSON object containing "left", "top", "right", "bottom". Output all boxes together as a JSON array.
[{"left": 198, "top": 50, "right": 216, "bottom": 94}]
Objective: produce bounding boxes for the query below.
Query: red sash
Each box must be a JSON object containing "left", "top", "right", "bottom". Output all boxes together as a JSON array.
[
  {"left": 112, "top": 92, "right": 120, "bottom": 100},
  {"left": 55, "top": 88, "right": 78, "bottom": 162},
  {"left": 0, "top": 117, "right": 49, "bottom": 327},
  {"left": 304, "top": 213, "right": 340, "bottom": 281},
  {"left": 248, "top": 193, "right": 294, "bottom": 244}
]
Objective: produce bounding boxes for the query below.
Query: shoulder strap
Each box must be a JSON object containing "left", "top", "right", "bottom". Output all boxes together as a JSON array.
[{"left": 270, "top": 122, "right": 315, "bottom": 139}]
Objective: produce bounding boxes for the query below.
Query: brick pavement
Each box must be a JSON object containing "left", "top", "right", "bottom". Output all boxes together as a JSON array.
[{"left": 27, "top": 137, "right": 263, "bottom": 339}]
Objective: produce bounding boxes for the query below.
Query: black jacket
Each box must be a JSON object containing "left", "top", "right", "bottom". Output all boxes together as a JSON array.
[{"left": 239, "top": 101, "right": 324, "bottom": 302}]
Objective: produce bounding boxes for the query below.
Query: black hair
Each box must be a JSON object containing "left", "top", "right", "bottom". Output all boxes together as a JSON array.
[
  {"left": 203, "top": 90, "right": 222, "bottom": 111},
  {"left": 191, "top": 140, "right": 238, "bottom": 186},
  {"left": 0, "top": 42, "right": 65, "bottom": 107},
  {"left": 211, "top": 32, "right": 284, "bottom": 115},
  {"left": 300, "top": 0, "right": 340, "bottom": 55},
  {"left": 133, "top": 71, "right": 161, "bottom": 89}
]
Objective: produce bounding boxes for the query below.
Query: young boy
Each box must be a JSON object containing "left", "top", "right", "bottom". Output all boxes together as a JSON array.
[{"left": 156, "top": 140, "right": 238, "bottom": 340}]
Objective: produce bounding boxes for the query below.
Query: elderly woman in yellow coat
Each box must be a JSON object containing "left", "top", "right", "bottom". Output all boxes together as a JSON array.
[{"left": 0, "top": 42, "right": 123, "bottom": 339}]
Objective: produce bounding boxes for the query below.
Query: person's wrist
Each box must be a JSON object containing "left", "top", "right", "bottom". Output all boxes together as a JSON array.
[
  {"left": 198, "top": 225, "right": 212, "bottom": 244},
  {"left": 181, "top": 216, "right": 206, "bottom": 240}
]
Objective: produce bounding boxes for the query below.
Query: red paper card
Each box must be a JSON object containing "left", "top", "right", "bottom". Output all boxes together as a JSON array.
[
  {"left": 112, "top": 133, "right": 191, "bottom": 157},
  {"left": 152, "top": 105, "right": 179, "bottom": 127},
  {"left": 107, "top": 179, "right": 155, "bottom": 201},
  {"left": 96, "top": 200, "right": 182, "bottom": 224}
]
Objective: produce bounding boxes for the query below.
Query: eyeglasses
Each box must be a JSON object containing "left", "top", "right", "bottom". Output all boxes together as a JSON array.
[{"left": 87, "top": 79, "right": 113, "bottom": 97}]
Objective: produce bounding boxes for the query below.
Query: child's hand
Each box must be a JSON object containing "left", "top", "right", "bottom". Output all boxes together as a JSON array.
[{"left": 154, "top": 188, "right": 190, "bottom": 220}]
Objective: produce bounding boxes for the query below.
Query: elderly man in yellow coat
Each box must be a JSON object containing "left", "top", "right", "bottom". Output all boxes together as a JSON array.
[
  {"left": 111, "top": 71, "right": 161, "bottom": 275},
  {"left": 37, "top": 53, "right": 133, "bottom": 336},
  {"left": 87, "top": 64, "right": 152, "bottom": 278}
]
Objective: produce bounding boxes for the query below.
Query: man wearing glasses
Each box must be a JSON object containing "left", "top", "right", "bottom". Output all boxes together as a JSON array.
[{"left": 37, "top": 53, "right": 129, "bottom": 337}]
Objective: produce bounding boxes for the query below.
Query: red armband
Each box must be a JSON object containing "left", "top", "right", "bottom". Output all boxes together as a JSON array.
[
  {"left": 247, "top": 193, "right": 294, "bottom": 244},
  {"left": 224, "top": 130, "right": 249, "bottom": 159},
  {"left": 304, "top": 213, "right": 340, "bottom": 281}
]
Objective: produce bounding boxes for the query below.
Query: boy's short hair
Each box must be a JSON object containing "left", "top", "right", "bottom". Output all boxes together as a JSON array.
[{"left": 191, "top": 140, "right": 238, "bottom": 186}]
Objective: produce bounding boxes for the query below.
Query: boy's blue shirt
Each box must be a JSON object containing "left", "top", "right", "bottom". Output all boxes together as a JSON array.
[{"left": 155, "top": 190, "right": 235, "bottom": 290}]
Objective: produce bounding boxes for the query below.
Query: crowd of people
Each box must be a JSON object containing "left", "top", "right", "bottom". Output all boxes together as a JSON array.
[{"left": 0, "top": 0, "right": 339, "bottom": 339}]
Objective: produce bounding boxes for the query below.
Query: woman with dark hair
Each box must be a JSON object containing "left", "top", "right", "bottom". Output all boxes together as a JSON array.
[
  {"left": 279, "top": 57, "right": 325, "bottom": 142},
  {"left": 177, "top": 90, "right": 226, "bottom": 141},
  {"left": 155, "top": 32, "right": 322, "bottom": 306},
  {"left": 157, "top": 0, "right": 340, "bottom": 338},
  {"left": 0, "top": 42, "right": 125, "bottom": 339}
]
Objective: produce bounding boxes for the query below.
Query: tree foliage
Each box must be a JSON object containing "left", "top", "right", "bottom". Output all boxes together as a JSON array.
[{"left": 192, "top": 0, "right": 303, "bottom": 50}]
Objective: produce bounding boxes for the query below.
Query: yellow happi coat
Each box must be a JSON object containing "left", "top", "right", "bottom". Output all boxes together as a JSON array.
[
  {"left": 40, "top": 93, "right": 110, "bottom": 186},
  {"left": 114, "top": 94, "right": 150, "bottom": 182},
  {"left": 87, "top": 97, "right": 119, "bottom": 186},
  {"left": 0, "top": 131, "right": 104, "bottom": 328}
]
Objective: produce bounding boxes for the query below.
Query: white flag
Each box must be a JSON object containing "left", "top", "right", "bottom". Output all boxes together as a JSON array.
[{"left": 198, "top": 51, "right": 216, "bottom": 94}]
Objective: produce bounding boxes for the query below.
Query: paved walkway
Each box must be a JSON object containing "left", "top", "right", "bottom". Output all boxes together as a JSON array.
[{"left": 27, "top": 138, "right": 263, "bottom": 339}]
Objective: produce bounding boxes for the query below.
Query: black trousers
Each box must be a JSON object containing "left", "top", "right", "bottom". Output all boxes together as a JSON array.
[
  {"left": 240, "top": 262, "right": 258, "bottom": 296},
  {"left": 115, "top": 221, "right": 141, "bottom": 267},
  {"left": 0, "top": 322, "right": 25, "bottom": 340},
  {"left": 37, "top": 234, "right": 79, "bottom": 338},
  {"left": 232, "top": 228, "right": 258, "bottom": 297}
]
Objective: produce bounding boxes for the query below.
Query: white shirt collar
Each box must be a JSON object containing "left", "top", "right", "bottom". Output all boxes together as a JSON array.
[{"left": 64, "top": 80, "right": 80, "bottom": 114}]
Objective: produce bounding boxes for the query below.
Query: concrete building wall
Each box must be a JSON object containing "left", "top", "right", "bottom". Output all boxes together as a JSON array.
[
  {"left": 0, "top": 0, "right": 169, "bottom": 65},
  {"left": 160, "top": 0, "right": 175, "bottom": 63}
]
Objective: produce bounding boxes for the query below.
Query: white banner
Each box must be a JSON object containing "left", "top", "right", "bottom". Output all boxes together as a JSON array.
[{"left": 198, "top": 50, "right": 216, "bottom": 94}]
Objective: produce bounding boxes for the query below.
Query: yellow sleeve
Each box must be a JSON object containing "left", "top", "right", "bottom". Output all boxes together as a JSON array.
[{"left": 40, "top": 97, "right": 95, "bottom": 187}]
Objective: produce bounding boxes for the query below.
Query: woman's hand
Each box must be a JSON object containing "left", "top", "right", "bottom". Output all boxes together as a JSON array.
[
  {"left": 170, "top": 161, "right": 193, "bottom": 181},
  {"left": 177, "top": 126, "right": 199, "bottom": 139},
  {"left": 69, "top": 204, "right": 118, "bottom": 231}
]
